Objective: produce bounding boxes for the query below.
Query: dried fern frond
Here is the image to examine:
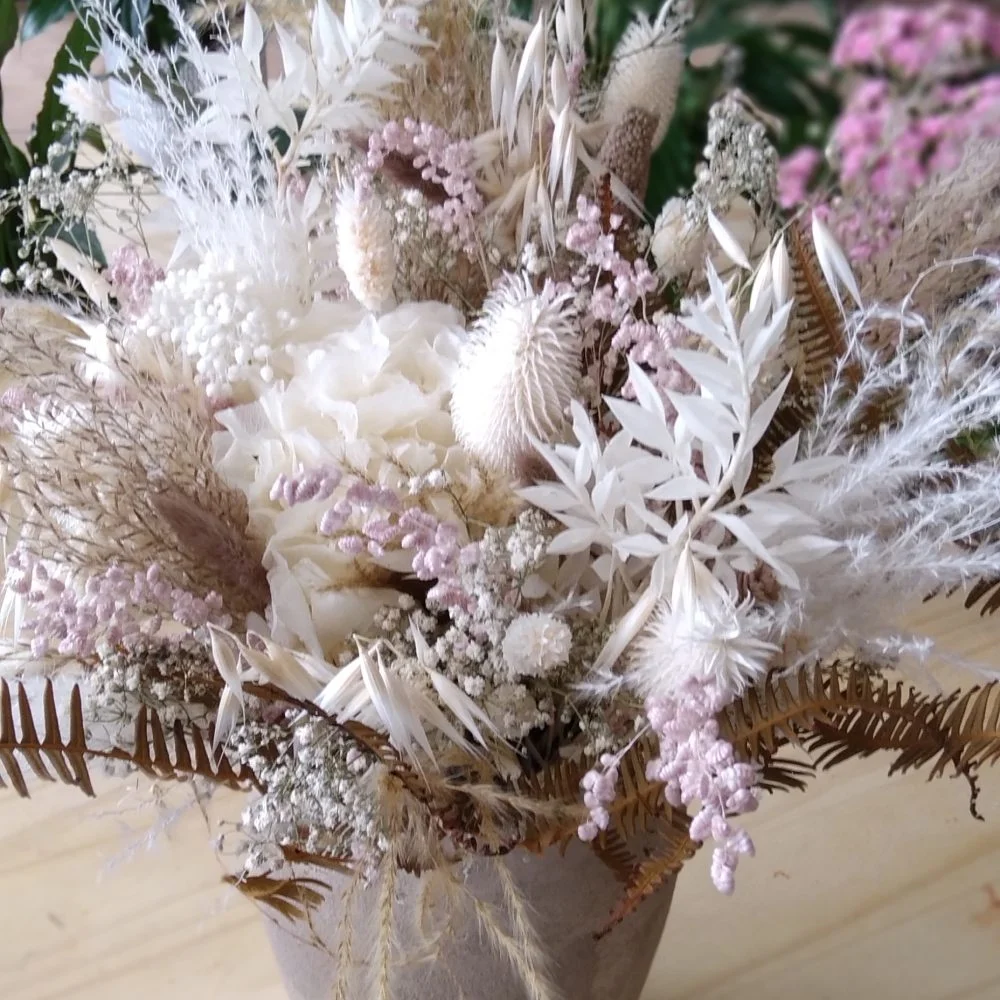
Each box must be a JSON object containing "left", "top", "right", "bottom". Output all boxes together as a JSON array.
[
  {"left": 0, "top": 678, "right": 94, "bottom": 797},
  {"left": 597, "top": 819, "right": 696, "bottom": 938},
  {"left": 591, "top": 827, "right": 639, "bottom": 886},
  {"left": 719, "top": 662, "right": 1000, "bottom": 817},
  {"left": 952, "top": 577, "right": 1000, "bottom": 618},
  {"left": 0, "top": 678, "right": 258, "bottom": 799},
  {"left": 786, "top": 223, "right": 853, "bottom": 389},
  {"left": 750, "top": 223, "right": 860, "bottom": 485},
  {"left": 223, "top": 873, "right": 330, "bottom": 922}
]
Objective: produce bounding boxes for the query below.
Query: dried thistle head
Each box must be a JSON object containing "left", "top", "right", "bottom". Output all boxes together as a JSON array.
[
  {"left": 600, "top": 0, "right": 691, "bottom": 148},
  {"left": 451, "top": 274, "right": 580, "bottom": 476},
  {"left": 596, "top": 106, "right": 658, "bottom": 207}
]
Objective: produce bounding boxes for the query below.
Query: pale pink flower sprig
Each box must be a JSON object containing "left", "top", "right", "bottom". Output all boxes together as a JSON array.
[
  {"left": 269, "top": 468, "right": 478, "bottom": 610},
  {"left": 578, "top": 752, "right": 620, "bottom": 842},
  {"left": 564, "top": 196, "right": 660, "bottom": 407},
  {"left": 647, "top": 679, "right": 758, "bottom": 895},
  {"left": 833, "top": 2, "right": 1000, "bottom": 81},
  {"left": 577, "top": 678, "right": 758, "bottom": 894},
  {"left": 105, "top": 246, "right": 164, "bottom": 317},
  {"left": 269, "top": 466, "right": 343, "bottom": 507},
  {"left": 368, "top": 119, "right": 484, "bottom": 252},
  {"left": 611, "top": 315, "right": 694, "bottom": 415},
  {"left": 7, "top": 550, "right": 229, "bottom": 658}
]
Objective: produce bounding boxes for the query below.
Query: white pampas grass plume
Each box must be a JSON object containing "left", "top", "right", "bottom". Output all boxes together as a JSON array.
[
  {"left": 601, "top": 0, "right": 691, "bottom": 147},
  {"left": 54, "top": 74, "right": 116, "bottom": 126},
  {"left": 451, "top": 274, "right": 580, "bottom": 476},
  {"left": 502, "top": 613, "right": 573, "bottom": 678},
  {"left": 335, "top": 179, "right": 396, "bottom": 313}
]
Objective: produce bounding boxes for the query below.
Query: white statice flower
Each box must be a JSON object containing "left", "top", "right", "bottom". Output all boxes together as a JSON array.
[
  {"left": 54, "top": 74, "right": 116, "bottom": 126},
  {"left": 600, "top": 0, "right": 691, "bottom": 147},
  {"left": 451, "top": 273, "right": 579, "bottom": 476},
  {"left": 502, "top": 612, "right": 573, "bottom": 678},
  {"left": 335, "top": 179, "right": 396, "bottom": 312}
]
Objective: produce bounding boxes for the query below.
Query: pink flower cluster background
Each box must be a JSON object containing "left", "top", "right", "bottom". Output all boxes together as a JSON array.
[{"left": 778, "top": 2, "right": 1000, "bottom": 261}]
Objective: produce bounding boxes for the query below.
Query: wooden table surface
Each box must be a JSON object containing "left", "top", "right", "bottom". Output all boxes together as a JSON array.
[
  {"left": 3, "top": 16, "right": 1000, "bottom": 1000},
  {"left": 2, "top": 596, "right": 999, "bottom": 999}
]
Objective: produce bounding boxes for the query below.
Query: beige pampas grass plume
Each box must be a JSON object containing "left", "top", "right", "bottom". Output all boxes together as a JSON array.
[
  {"left": 451, "top": 274, "right": 580, "bottom": 477},
  {"left": 600, "top": 0, "right": 692, "bottom": 148},
  {"left": 335, "top": 178, "right": 396, "bottom": 313}
]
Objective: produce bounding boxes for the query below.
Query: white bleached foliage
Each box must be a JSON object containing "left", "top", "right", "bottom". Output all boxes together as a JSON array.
[{"left": 524, "top": 237, "right": 845, "bottom": 689}]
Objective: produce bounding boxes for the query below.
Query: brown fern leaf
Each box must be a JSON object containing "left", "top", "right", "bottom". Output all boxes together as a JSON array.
[
  {"left": 607, "top": 738, "right": 666, "bottom": 839},
  {"left": 0, "top": 679, "right": 259, "bottom": 799},
  {"left": 128, "top": 704, "right": 259, "bottom": 791},
  {"left": 748, "top": 373, "right": 816, "bottom": 487},
  {"left": 222, "top": 873, "right": 330, "bottom": 922},
  {"left": 721, "top": 663, "right": 1000, "bottom": 818},
  {"left": 516, "top": 754, "right": 592, "bottom": 853},
  {"left": 958, "top": 577, "right": 1000, "bottom": 617},
  {"left": 597, "top": 818, "right": 697, "bottom": 939},
  {"left": 515, "top": 739, "right": 670, "bottom": 853},
  {"left": 786, "top": 223, "right": 854, "bottom": 389},
  {"left": 279, "top": 844, "right": 354, "bottom": 875},
  {"left": 718, "top": 664, "right": 828, "bottom": 759},
  {"left": 592, "top": 827, "right": 639, "bottom": 886},
  {"left": 757, "top": 754, "right": 814, "bottom": 794},
  {"left": 0, "top": 680, "right": 95, "bottom": 797}
]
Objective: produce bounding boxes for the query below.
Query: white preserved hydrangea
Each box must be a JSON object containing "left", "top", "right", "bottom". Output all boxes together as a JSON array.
[
  {"left": 451, "top": 273, "right": 579, "bottom": 476},
  {"left": 212, "top": 301, "right": 472, "bottom": 656},
  {"left": 502, "top": 612, "right": 573, "bottom": 678}
]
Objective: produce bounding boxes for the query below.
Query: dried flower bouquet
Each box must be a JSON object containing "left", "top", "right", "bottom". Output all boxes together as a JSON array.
[{"left": 2, "top": 0, "right": 1000, "bottom": 995}]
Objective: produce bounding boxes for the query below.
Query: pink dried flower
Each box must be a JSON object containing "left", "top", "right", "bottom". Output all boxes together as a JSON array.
[
  {"left": 105, "top": 246, "right": 164, "bottom": 316},
  {"left": 645, "top": 679, "right": 759, "bottom": 895},
  {"left": 369, "top": 119, "right": 484, "bottom": 252}
]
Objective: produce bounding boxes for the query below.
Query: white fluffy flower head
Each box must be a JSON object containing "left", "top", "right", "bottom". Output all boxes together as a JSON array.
[
  {"left": 335, "top": 179, "right": 396, "bottom": 313},
  {"left": 502, "top": 613, "right": 573, "bottom": 678},
  {"left": 55, "top": 74, "right": 116, "bottom": 126},
  {"left": 451, "top": 273, "right": 580, "bottom": 476}
]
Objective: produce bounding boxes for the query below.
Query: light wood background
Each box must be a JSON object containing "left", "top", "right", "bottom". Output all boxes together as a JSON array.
[{"left": 3, "top": 16, "right": 1000, "bottom": 1000}]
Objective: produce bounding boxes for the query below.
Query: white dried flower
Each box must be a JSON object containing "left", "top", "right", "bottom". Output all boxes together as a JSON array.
[
  {"left": 601, "top": 0, "right": 692, "bottom": 147},
  {"left": 631, "top": 594, "right": 776, "bottom": 698},
  {"left": 651, "top": 196, "right": 703, "bottom": 277},
  {"left": 451, "top": 274, "right": 579, "bottom": 475},
  {"left": 54, "top": 74, "right": 116, "bottom": 126},
  {"left": 335, "top": 180, "right": 396, "bottom": 313},
  {"left": 502, "top": 612, "right": 573, "bottom": 678}
]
